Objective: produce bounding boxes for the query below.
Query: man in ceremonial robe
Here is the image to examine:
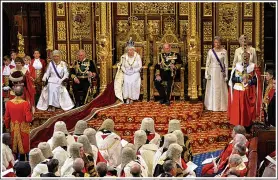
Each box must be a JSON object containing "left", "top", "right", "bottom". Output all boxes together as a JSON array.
[
  {"left": 4, "top": 86, "right": 33, "bottom": 161},
  {"left": 228, "top": 51, "right": 262, "bottom": 129},
  {"left": 70, "top": 49, "right": 98, "bottom": 107},
  {"left": 154, "top": 43, "right": 182, "bottom": 106}
]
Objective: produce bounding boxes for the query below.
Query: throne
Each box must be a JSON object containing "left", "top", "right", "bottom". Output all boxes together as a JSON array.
[
  {"left": 150, "top": 27, "right": 186, "bottom": 101},
  {"left": 112, "top": 19, "right": 149, "bottom": 101}
]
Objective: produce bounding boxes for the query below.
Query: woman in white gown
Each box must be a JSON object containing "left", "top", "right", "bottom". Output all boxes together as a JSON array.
[
  {"left": 115, "top": 38, "right": 142, "bottom": 104},
  {"left": 204, "top": 36, "right": 228, "bottom": 111},
  {"left": 37, "top": 50, "right": 74, "bottom": 111},
  {"left": 233, "top": 34, "right": 257, "bottom": 68}
]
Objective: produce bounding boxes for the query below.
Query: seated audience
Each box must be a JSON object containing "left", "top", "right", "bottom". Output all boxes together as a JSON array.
[
  {"left": 140, "top": 117, "right": 161, "bottom": 147},
  {"left": 38, "top": 142, "right": 53, "bottom": 160},
  {"left": 14, "top": 161, "right": 31, "bottom": 177},
  {"left": 2, "top": 133, "right": 15, "bottom": 170},
  {"left": 73, "top": 120, "right": 88, "bottom": 141},
  {"left": 158, "top": 160, "right": 177, "bottom": 177},
  {"left": 96, "top": 119, "right": 122, "bottom": 167},
  {"left": 40, "top": 159, "right": 59, "bottom": 177},
  {"left": 217, "top": 154, "right": 247, "bottom": 177},
  {"left": 96, "top": 162, "right": 108, "bottom": 177},
  {"left": 29, "top": 148, "right": 49, "bottom": 177},
  {"left": 47, "top": 121, "right": 75, "bottom": 149},
  {"left": 130, "top": 163, "right": 142, "bottom": 177},
  {"left": 72, "top": 158, "right": 89, "bottom": 177}
]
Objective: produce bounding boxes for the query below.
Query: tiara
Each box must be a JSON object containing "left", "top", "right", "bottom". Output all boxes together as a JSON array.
[{"left": 126, "top": 37, "right": 135, "bottom": 47}]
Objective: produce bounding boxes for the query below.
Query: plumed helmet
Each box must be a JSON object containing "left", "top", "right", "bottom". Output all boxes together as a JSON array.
[
  {"left": 52, "top": 146, "right": 69, "bottom": 167},
  {"left": 98, "top": 119, "right": 115, "bottom": 132},
  {"left": 172, "top": 130, "right": 184, "bottom": 146},
  {"left": 163, "top": 133, "right": 177, "bottom": 149},
  {"left": 52, "top": 131, "right": 67, "bottom": 150},
  {"left": 74, "top": 120, "right": 88, "bottom": 135},
  {"left": 83, "top": 128, "right": 97, "bottom": 146},
  {"left": 54, "top": 121, "right": 69, "bottom": 135},
  {"left": 168, "top": 119, "right": 181, "bottom": 133},
  {"left": 166, "top": 143, "right": 183, "bottom": 161},
  {"left": 69, "top": 142, "right": 83, "bottom": 159},
  {"left": 134, "top": 130, "right": 147, "bottom": 151},
  {"left": 140, "top": 117, "right": 155, "bottom": 133},
  {"left": 29, "top": 148, "right": 46, "bottom": 169},
  {"left": 121, "top": 147, "right": 136, "bottom": 169},
  {"left": 77, "top": 135, "right": 93, "bottom": 155},
  {"left": 38, "top": 142, "right": 53, "bottom": 159}
]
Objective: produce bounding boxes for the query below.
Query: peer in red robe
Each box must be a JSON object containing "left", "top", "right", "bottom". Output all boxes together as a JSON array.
[
  {"left": 228, "top": 51, "right": 262, "bottom": 127},
  {"left": 4, "top": 91, "right": 33, "bottom": 161}
]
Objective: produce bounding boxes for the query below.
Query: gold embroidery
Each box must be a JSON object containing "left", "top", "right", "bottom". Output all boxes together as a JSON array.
[
  {"left": 10, "top": 97, "right": 26, "bottom": 104},
  {"left": 20, "top": 122, "right": 30, "bottom": 134},
  {"left": 263, "top": 79, "right": 273, "bottom": 104},
  {"left": 11, "top": 121, "right": 25, "bottom": 154}
]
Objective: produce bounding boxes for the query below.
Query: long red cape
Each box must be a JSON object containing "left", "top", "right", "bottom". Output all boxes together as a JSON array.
[{"left": 30, "top": 82, "right": 117, "bottom": 148}]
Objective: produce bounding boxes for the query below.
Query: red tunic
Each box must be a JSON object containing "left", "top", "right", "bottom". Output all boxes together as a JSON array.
[
  {"left": 228, "top": 65, "right": 262, "bottom": 126},
  {"left": 4, "top": 97, "right": 33, "bottom": 154}
]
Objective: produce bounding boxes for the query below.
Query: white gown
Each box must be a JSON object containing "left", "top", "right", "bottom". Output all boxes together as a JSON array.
[
  {"left": 121, "top": 52, "right": 142, "bottom": 100},
  {"left": 37, "top": 61, "right": 74, "bottom": 111},
  {"left": 204, "top": 49, "right": 228, "bottom": 111}
]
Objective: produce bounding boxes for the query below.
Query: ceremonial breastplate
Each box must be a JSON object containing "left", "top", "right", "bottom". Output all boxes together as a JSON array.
[
  {"left": 75, "top": 59, "right": 90, "bottom": 76},
  {"left": 160, "top": 52, "right": 177, "bottom": 71}
]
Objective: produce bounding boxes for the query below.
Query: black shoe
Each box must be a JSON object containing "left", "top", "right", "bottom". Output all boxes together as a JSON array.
[
  {"left": 165, "top": 100, "right": 170, "bottom": 106},
  {"left": 159, "top": 99, "right": 166, "bottom": 104}
]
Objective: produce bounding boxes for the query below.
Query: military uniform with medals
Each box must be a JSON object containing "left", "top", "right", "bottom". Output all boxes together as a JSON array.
[
  {"left": 70, "top": 59, "right": 98, "bottom": 106},
  {"left": 154, "top": 52, "right": 181, "bottom": 104}
]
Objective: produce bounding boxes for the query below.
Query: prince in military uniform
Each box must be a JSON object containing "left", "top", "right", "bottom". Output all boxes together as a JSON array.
[
  {"left": 70, "top": 49, "right": 98, "bottom": 107},
  {"left": 154, "top": 43, "right": 182, "bottom": 106}
]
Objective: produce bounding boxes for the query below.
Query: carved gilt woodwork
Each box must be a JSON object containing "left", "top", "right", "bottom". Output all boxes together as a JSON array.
[
  {"left": 17, "top": 32, "right": 25, "bottom": 58},
  {"left": 203, "top": 3, "right": 212, "bottom": 16},
  {"left": 57, "top": 21, "right": 66, "bottom": 41},
  {"left": 147, "top": 20, "right": 160, "bottom": 41},
  {"left": 203, "top": 21, "right": 212, "bottom": 41},
  {"left": 179, "top": 2, "right": 189, "bottom": 16},
  {"left": 244, "top": 2, "right": 253, "bottom": 17},
  {"left": 70, "top": 44, "right": 79, "bottom": 63},
  {"left": 45, "top": 3, "right": 54, "bottom": 51},
  {"left": 217, "top": 3, "right": 239, "bottom": 41},
  {"left": 83, "top": 44, "right": 93, "bottom": 60},
  {"left": 243, "top": 21, "right": 253, "bottom": 42},
  {"left": 56, "top": 2, "right": 65, "bottom": 16},
  {"left": 163, "top": 16, "right": 176, "bottom": 33},
  {"left": 69, "top": 3, "right": 92, "bottom": 40},
  {"left": 117, "top": 2, "right": 128, "bottom": 15},
  {"left": 57, "top": 44, "right": 67, "bottom": 61},
  {"left": 132, "top": 2, "right": 175, "bottom": 15}
]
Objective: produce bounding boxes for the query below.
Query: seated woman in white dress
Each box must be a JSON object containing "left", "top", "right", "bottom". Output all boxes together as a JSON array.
[
  {"left": 37, "top": 50, "right": 74, "bottom": 111},
  {"left": 114, "top": 38, "right": 142, "bottom": 104}
]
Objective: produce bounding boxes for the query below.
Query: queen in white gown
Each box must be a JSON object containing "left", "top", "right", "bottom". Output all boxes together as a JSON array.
[
  {"left": 114, "top": 38, "right": 142, "bottom": 104},
  {"left": 37, "top": 50, "right": 74, "bottom": 111},
  {"left": 204, "top": 36, "right": 228, "bottom": 111}
]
